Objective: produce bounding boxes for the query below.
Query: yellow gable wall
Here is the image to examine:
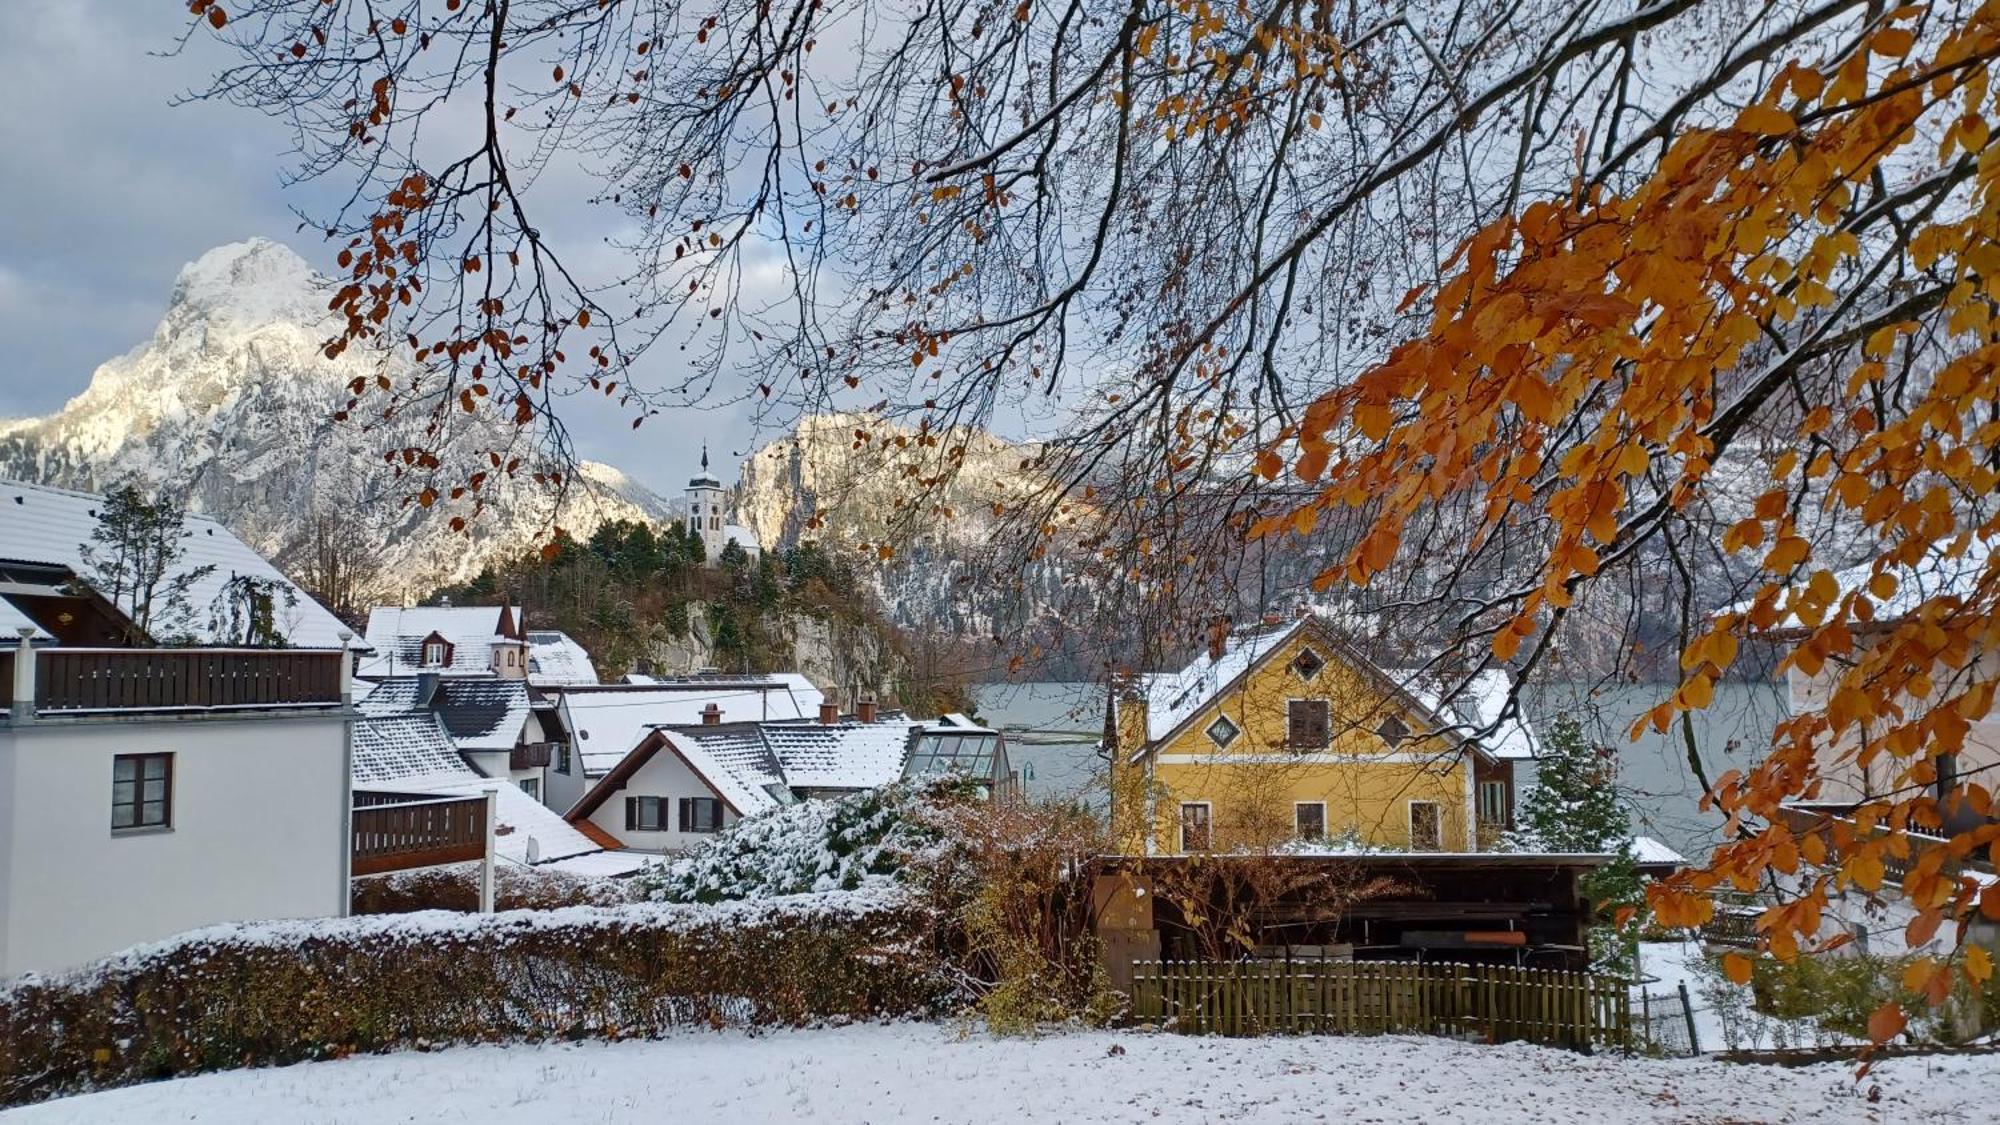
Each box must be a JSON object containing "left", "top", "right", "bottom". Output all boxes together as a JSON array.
[{"left": 1116, "top": 628, "right": 1476, "bottom": 854}]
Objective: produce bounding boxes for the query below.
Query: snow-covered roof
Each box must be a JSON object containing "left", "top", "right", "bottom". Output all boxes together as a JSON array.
[
  {"left": 723, "top": 524, "right": 761, "bottom": 552},
  {"left": 655, "top": 730, "right": 786, "bottom": 816},
  {"left": 1396, "top": 668, "right": 1542, "bottom": 761},
  {"left": 1632, "top": 835, "right": 1688, "bottom": 867},
  {"left": 758, "top": 721, "right": 918, "bottom": 792},
  {"left": 351, "top": 712, "right": 645, "bottom": 874},
  {"left": 558, "top": 680, "right": 823, "bottom": 775},
  {"left": 0, "top": 477, "right": 355, "bottom": 649},
  {"left": 526, "top": 630, "right": 598, "bottom": 687},
  {"left": 356, "top": 676, "right": 532, "bottom": 753},
  {"left": 358, "top": 605, "right": 520, "bottom": 677},
  {"left": 351, "top": 713, "right": 471, "bottom": 787},
  {"left": 0, "top": 596, "right": 53, "bottom": 642},
  {"left": 1139, "top": 618, "right": 1306, "bottom": 742}
]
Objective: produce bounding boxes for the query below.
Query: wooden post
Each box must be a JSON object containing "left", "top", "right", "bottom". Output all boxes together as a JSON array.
[
  {"left": 478, "top": 787, "right": 497, "bottom": 914},
  {"left": 1678, "top": 981, "right": 1700, "bottom": 1056}
]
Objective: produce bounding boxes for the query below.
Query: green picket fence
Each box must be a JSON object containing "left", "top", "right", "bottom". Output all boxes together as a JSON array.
[{"left": 1128, "top": 959, "right": 1632, "bottom": 1051}]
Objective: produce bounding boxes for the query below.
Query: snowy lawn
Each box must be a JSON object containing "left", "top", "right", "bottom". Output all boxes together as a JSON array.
[{"left": 6, "top": 1023, "right": 1994, "bottom": 1124}]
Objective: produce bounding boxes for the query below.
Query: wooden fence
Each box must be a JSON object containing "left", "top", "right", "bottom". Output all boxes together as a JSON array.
[
  {"left": 350, "top": 792, "right": 488, "bottom": 877},
  {"left": 1129, "top": 959, "right": 1632, "bottom": 1051},
  {"left": 30, "top": 649, "right": 344, "bottom": 713}
]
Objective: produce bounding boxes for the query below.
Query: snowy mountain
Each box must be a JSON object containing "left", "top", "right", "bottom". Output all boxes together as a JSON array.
[{"left": 0, "top": 239, "right": 674, "bottom": 604}]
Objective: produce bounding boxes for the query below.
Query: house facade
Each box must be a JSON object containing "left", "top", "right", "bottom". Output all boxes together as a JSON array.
[
  {"left": 0, "top": 477, "right": 356, "bottom": 976},
  {"left": 1110, "top": 614, "right": 1533, "bottom": 856},
  {"left": 566, "top": 703, "right": 1008, "bottom": 854}
]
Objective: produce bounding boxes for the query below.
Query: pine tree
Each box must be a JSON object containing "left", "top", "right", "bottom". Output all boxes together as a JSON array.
[{"left": 1516, "top": 712, "right": 1643, "bottom": 975}]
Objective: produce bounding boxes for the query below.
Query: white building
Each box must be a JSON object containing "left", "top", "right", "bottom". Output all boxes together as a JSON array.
[
  {"left": 681, "top": 446, "right": 761, "bottom": 563},
  {"left": 564, "top": 694, "right": 1009, "bottom": 854},
  {"left": 0, "top": 478, "right": 353, "bottom": 977}
]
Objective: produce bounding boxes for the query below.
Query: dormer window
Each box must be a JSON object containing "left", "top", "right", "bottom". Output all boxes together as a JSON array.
[
  {"left": 1376, "top": 715, "right": 1410, "bottom": 745},
  {"left": 418, "top": 631, "right": 454, "bottom": 669}
]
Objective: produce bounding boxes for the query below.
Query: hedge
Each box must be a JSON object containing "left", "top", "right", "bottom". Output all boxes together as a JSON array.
[{"left": 0, "top": 889, "right": 952, "bottom": 1108}]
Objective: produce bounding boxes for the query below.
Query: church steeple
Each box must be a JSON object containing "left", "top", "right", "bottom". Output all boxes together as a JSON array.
[{"left": 701, "top": 443, "right": 709, "bottom": 473}]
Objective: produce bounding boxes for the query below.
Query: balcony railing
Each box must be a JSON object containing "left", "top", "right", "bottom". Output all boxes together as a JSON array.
[
  {"left": 509, "top": 742, "right": 555, "bottom": 770},
  {"left": 351, "top": 790, "right": 489, "bottom": 876},
  {"left": 22, "top": 648, "right": 345, "bottom": 715}
]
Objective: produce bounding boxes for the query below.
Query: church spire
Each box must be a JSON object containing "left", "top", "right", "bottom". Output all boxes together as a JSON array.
[{"left": 701, "top": 443, "right": 709, "bottom": 473}]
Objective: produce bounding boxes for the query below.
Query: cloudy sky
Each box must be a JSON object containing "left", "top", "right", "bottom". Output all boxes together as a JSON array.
[{"left": 0, "top": 1, "right": 759, "bottom": 495}]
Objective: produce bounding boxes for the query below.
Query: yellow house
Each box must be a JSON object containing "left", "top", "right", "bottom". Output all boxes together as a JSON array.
[{"left": 1108, "top": 615, "right": 1533, "bottom": 855}]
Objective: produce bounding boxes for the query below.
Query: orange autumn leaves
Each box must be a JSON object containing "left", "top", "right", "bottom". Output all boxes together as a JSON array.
[{"left": 1256, "top": 5, "right": 2000, "bottom": 1038}]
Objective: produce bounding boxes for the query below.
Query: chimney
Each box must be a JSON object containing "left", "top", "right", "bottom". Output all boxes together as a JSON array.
[
  {"left": 819, "top": 701, "right": 841, "bottom": 725},
  {"left": 1261, "top": 612, "right": 1282, "bottom": 627},
  {"left": 701, "top": 702, "right": 723, "bottom": 726},
  {"left": 1206, "top": 614, "right": 1231, "bottom": 662},
  {"left": 856, "top": 694, "right": 878, "bottom": 724},
  {"left": 415, "top": 671, "right": 441, "bottom": 710}
]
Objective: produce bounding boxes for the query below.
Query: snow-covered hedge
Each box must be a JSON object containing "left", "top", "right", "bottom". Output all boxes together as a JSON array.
[{"left": 0, "top": 890, "right": 951, "bottom": 1108}]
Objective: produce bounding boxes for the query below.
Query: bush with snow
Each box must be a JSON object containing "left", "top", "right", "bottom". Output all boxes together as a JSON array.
[{"left": 638, "top": 775, "right": 980, "bottom": 903}]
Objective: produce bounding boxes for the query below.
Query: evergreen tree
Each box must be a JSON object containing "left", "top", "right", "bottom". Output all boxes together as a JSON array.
[
  {"left": 1516, "top": 713, "right": 1643, "bottom": 975},
  {"left": 78, "top": 481, "right": 216, "bottom": 644}
]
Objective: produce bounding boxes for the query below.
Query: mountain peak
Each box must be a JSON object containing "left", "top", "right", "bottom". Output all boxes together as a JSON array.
[{"left": 164, "top": 238, "right": 324, "bottom": 334}]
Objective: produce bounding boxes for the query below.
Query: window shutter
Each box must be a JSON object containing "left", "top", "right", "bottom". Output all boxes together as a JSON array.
[
  {"left": 624, "top": 797, "right": 638, "bottom": 831},
  {"left": 678, "top": 797, "right": 691, "bottom": 832}
]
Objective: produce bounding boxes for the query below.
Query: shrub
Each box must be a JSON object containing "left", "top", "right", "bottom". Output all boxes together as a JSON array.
[
  {"left": 350, "top": 862, "right": 635, "bottom": 913},
  {"left": 0, "top": 891, "right": 952, "bottom": 1108}
]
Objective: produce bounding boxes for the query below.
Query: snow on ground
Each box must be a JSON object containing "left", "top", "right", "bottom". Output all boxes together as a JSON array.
[{"left": 7, "top": 1023, "right": 1992, "bottom": 1124}]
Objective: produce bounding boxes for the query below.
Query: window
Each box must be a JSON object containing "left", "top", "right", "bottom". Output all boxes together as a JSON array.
[
  {"left": 1477, "top": 780, "right": 1509, "bottom": 826},
  {"left": 1179, "top": 802, "right": 1212, "bottom": 852},
  {"left": 1205, "top": 715, "right": 1240, "bottom": 749},
  {"left": 554, "top": 742, "right": 571, "bottom": 774},
  {"left": 1409, "top": 801, "right": 1443, "bottom": 851},
  {"left": 112, "top": 753, "right": 172, "bottom": 831},
  {"left": 1291, "top": 648, "right": 1325, "bottom": 681},
  {"left": 1287, "top": 700, "right": 1331, "bottom": 749},
  {"left": 505, "top": 650, "right": 517, "bottom": 668},
  {"left": 422, "top": 642, "right": 446, "bottom": 667},
  {"left": 518, "top": 777, "right": 540, "bottom": 801},
  {"left": 1295, "top": 802, "right": 1327, "bottom": 841},
  {"left": 678, "top": 797, "right": 724, "bottom": 833},
  {"left": 625, "top": 796, "right": 670, "bottom": 832},
  {"left": 1376, "top": 714, "right": 1410, "bottom": 745}
]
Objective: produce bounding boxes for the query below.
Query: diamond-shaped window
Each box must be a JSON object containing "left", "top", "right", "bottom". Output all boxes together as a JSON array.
[
  {"left": 1292, "top": 648, "right": 1326, "bottom": 681},
  {"left": 1206, "top": 715, "right": 1241, "bottom": 749},
  {"left": 1376, "top": 715, "right": 1410, "bottom": 745}
]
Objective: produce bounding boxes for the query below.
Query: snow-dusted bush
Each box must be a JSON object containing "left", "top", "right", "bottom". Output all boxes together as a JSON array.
[
  {"left": 638, "top": 776, "right": 979, "bottom": 903},
  {"left": 0, "top": 892, "right": 951, "bottom": 1109},
  {"left": 351, "top": 861, "right": 634, "bottom": 913}
]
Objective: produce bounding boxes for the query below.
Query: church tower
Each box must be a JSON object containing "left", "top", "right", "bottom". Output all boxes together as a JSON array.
[{"left": 685, "top": 444, "right": 729, "bottom": 562}]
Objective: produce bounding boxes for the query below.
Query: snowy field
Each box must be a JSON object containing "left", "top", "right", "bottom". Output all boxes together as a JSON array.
[{"left": 6, "top": 1023, "right": 1994, "bottom": 1124}]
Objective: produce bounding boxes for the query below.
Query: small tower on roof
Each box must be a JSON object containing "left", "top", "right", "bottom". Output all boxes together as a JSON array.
[{"left": 685, "top": 443, "right": 729, "bottom": 562}]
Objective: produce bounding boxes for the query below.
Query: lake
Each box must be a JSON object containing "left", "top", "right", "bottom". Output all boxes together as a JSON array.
[{"left": 972, "top": 679, "right": 1788, "bottom": 864}]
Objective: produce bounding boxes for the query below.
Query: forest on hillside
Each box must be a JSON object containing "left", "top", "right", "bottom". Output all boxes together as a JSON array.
[{"left": 428, "top": 520, "right": 970, "bottom": 714}]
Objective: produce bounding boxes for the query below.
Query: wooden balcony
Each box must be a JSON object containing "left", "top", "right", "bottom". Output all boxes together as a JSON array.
[
  {"left": 509, "top": 741, "right": 555, "bottom": 770},
  {"left": 351, "top": 790, "right": 489, "bottom": 876},
  {"left": 20, "top": 648, "right": 344, "bottom": 716}
]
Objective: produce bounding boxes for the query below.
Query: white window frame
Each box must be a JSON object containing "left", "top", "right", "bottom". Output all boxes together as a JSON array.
[
  {"left": 1408, "top": 800, "right": 1443, "bottom": 852},
  {"left": 423, "top": 641, "right": 446, "bottom": 666},
  {"left": 1286, "top": 696, "right": 1332, "bottom": 751},
  {"left": 1477, "top": 780, "right": 1508, "bottom": 825},
  {"left": 1178, "top": 801, "right": 1213, "bottom": 853},
  {"left": 1294, "top": 801, "right": 1327, "bottom": 842},
  {"left": 1291, "top": 646, "right": 1326, "bottom": 681}
]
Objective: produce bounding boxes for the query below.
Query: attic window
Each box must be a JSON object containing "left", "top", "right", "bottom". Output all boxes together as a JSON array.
[
  {"left": 1291, "top": 648, "right": 1325, "bottom": 681},
  {"left": 422, "top": 642, "right": 446, "bottom": 667},
  {"left": 1376, "top": 715, "right": 1410, "bottom": 745},
  {"left": 1205, "top": 715, "right": 1240, "bottom": 749}
]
